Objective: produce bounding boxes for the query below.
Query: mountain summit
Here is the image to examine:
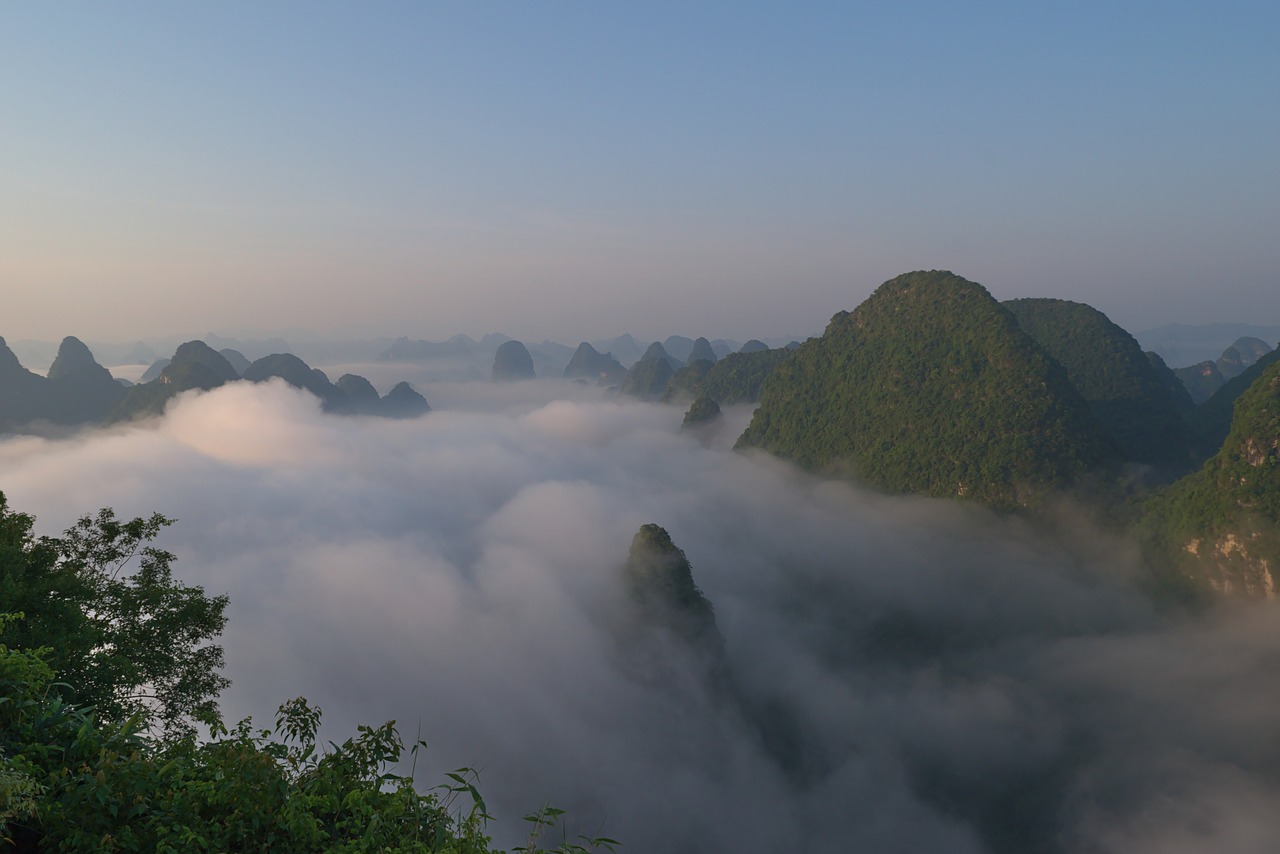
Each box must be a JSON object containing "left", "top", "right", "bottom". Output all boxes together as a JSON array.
[{"left": 737, "top": 271, "right": 1113, "bottom": 509}]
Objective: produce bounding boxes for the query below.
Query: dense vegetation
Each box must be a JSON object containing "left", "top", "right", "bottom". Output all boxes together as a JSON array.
[
  {"left": 1144, "top": 351, "right": 1197, "bottom": 418},
  {"left": 1190, "top": 348, "right": 1280, "bottom": 456},
  {"left": 681, "top": 396, "right": 722, "bottom": 428},
  {"left": 618, "top": 357, "right": 673, "bottom": 401},
  {"left": 1139, "top": 360, "right": 1280, "bottom": 596},
  {"left": 737, "top": 271, "right": 1114, "bottom": 510},
  {"left": 0, "top": 493, "right": 614, "bottom": 852},
  {"left": 1003, "top": 298, "right": 1195, "bottom": 470},
  {"left": 664, "top": 349, "right": 790, "bottom": 407},
  {"left": 1174, "top": 360, "right": 1226, "bottom": 404}
]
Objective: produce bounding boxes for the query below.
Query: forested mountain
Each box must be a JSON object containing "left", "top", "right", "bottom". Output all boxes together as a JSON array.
[
  {"left": 1171, "top": 337, "right": 1275, "bottom": 404},
  {"left": 1144, "top": 351, "right": 1198, "bottom": 418},
  {"left": 737, "top": 271, "right": 1114, "bottom": 510},
  {"left": 664, "top": 348, "right": 791, "bottom": 406},
  {"left": 681, "top": 396, "right": 722, "bottom": 429},
  {"left": 1140, "top": 359, "right": 1280, "bottom": 596},
  {"left": 1190, "top": 348, "right": 1280, "bottom": 455},
  {"left": 619, "top": 355, "right": 674, "bottom": 400},
  {"left": 1174, "top": 360, "right": 1227, "bottom": 404},
  {"left": 622, "top": 524, "right": 724, "bottom": 653},
  {"left": 1003, "top": 298, "right": 1196, "bottom": 471}
]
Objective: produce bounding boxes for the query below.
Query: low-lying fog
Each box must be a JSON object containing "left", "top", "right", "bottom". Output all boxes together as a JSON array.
[{"left": 4, "top": 377, "right": 1279, "bottom": 853}]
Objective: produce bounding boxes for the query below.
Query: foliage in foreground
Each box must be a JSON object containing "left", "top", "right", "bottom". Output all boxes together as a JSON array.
[{"left": 0, "top": 494, "right": 616, "bottom": 853}]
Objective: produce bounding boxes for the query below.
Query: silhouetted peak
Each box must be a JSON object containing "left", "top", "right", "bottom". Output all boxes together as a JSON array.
[
  {"left": 381, "top": 381, "right": 430, "bottom": 418},
  {"left": 687, "top": 337, "right": 718, "bottom": 365},
  {"left": 164, "top": 341, "right": 240, "bottom": 386},
  {"left": 492, "top": 340, "right": 536, "bottom": 381},
  {"left": 47, "top": 336, "right": 102, "bottom": 380}
]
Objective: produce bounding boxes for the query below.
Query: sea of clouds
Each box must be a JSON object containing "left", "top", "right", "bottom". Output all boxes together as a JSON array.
[{"left": 3, "top": 377, "right": 1280, "bottom": 853}]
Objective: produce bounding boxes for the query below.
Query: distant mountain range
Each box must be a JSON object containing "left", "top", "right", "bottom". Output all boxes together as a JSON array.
[
  {"left": 7, "top": 293, "right": 1278, "bottom": 601},
  {"left": 1135, "top": 323, "right": 1280, "bottom": 368},
  {"left": 0, "top": 336, "right": 429, "bottom": 435}
]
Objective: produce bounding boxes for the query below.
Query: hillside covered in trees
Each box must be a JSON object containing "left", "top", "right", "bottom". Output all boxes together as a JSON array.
[
  {"left": 734, "top": 270, "right": 1280, "bottom": 598},
  {"left": 737, "top": 271, "right": 1114, "bottom": 510},
  {"left": 0, "top": 493, "right": 615, "bottom": 852}
]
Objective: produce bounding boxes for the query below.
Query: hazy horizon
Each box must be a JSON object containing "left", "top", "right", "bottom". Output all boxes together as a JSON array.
[{"left": 4, "top": 4, "right": 1277, "bottom": 344}]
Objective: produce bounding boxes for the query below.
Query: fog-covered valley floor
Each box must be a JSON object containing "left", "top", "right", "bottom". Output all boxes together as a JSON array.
[{"left": 4, "top": 378, "right": 1280, "bottom": 853}]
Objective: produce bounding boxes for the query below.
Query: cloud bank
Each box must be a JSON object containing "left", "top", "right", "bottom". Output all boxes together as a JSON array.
[{"left": 3, "top": 379, "right": 1279, "bottom": 853}]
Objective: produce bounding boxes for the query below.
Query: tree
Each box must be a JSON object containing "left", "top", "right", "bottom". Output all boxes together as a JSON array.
[
  {"left": 0, "top": 492, "right": 228, "bottom": 736},
  {"left": 0, "top": 492, "right": 614, "bottom": 852}
]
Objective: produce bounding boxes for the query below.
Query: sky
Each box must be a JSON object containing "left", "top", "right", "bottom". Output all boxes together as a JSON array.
[
  {"left": 6, "top": 379, "right": 1280, "bottom": 851},
  {"left": 2, "top": 2, "right": 1278, "bottom": 344}
]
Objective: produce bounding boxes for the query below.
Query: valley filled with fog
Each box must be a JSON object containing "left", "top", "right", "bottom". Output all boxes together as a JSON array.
[{"left": 4, "top": 376, "right": 1280, "bottom": 853}]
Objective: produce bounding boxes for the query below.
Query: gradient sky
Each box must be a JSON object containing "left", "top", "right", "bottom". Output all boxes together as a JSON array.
[{"left": 2, "top": 2, "right": 1277, "bottom": 344}]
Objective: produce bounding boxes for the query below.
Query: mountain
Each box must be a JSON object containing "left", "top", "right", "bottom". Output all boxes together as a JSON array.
[
  {"left": 1174, "top": 360, "right": 1226, "bottom": 404},
  {"left": 662, "top": 360, "right": 715, "bottom": 405},
  {"left": 200, "top": 333, "right": 293, "bottom": 362},
  {"left": 379, "top": 381, "right": 431, "bottom": 418},
  {"left": 639, "top": 341, "right": 683, "bottom": 372},
  {"left": 1141, "top": 359, "right": 1280, "bottom": 597},
  {"left": 737, "top": 271, "right": 1114, "bottom": 510},
  {"left": 491, "top": 340, "right": 536, "bottom": 381},
  {"left": 0, "top": 337, "right": 57, "bottom": 431},
  {"left": 0, "top": 336, "right": 132, "bottom": 430},
  {"left": 1190, "top": 349, "right": 1280, "bottom": 455},
  {"left": 1136, "top": 323, "right": 1280, "bottom": 368},
  {"left": 244, "top": 353, "right": 344, "bottom": 407},
  {"left": 111, "top": 341, "right": 240, "bottom": 422},
  {"left": 1144, "top": 351, "right": 1197, "bottom": 418},
  {"left": 334, "top": 374, "right": 382, "bottom": 412},
  {"left": 526, "top": 339, "right": 576, "bottom": 378},
  {"left": 661, "top": 335, "right": 696, "bottom": 363},
  {"left": 687, "top": 337, "right": 718, "bottom": 365},
  {"left": 682, "top": 396, "right": 722, "bottom": 429},
  {"left": 739, "top": 339, "right": 769, "bottom": 353},
  {"left": 218, "top": 348, "right": 251, "bottom": 376},
  {"left": 623, "top": 524, "right": 724, "bottom": 653},
  {"left": 668, "top": 348, "right": 791, "bottom": 407},
  {"left": 139, "top": 359, "right": 171, "bottom": 383},
  {"left": 563, "top": 343, "right": 626, "bottom": 385},
  {"left": 109, "top": 342, "right": 428, "bottom": 423},
  {"left": 619, "top": 355, "right": 674, "bottom": 401},
  {"left": 376, "top": 335, "right": 475, "bottom": 362},
  {"left": 591, "top": 334, "right": 644, "bottom": 367},
  {"left": 44, "top": 337, "right": 126, "bottom": 424},
  {"left": 709, "top": 339, "right": 738, "bottom": 359},
  {"left": 1215, "top": 336, "right": 1273, "bottom": 381},
  {"left": 1003, "top": 298, "right": 1195, "bottom": 471},
  {"left": 124, "top": 341, "right": 159, "bottom": 365}
]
